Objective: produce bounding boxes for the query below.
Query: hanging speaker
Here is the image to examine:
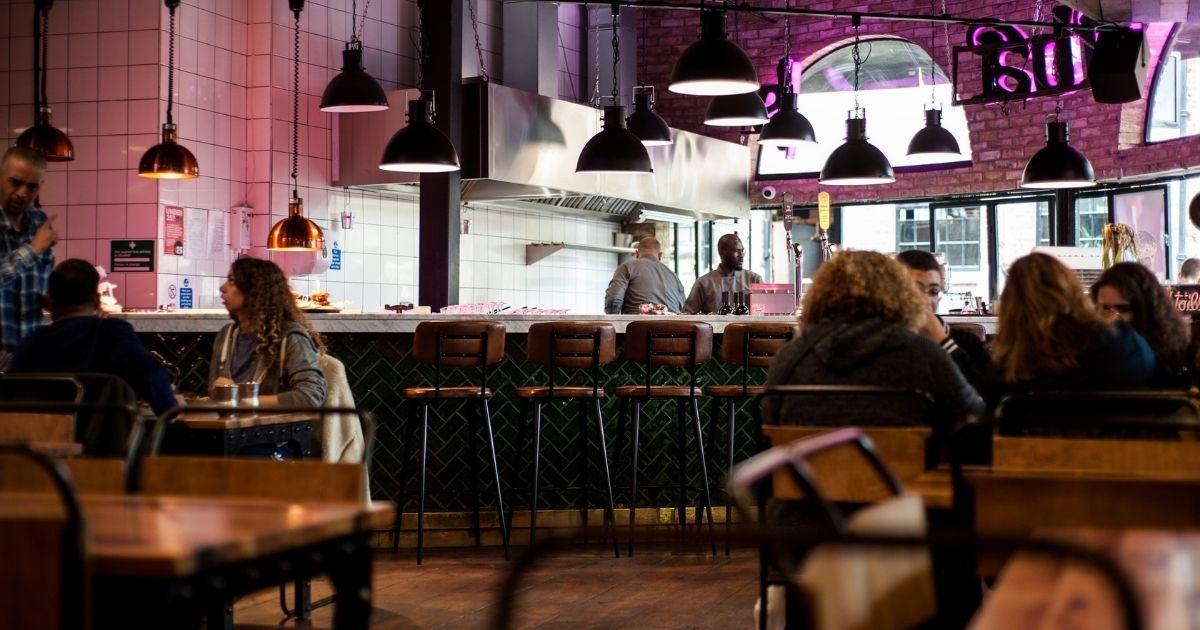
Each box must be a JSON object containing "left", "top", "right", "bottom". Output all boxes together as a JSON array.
[{"left": 1087, "top": 27, "right": 1146, "bottom": 105}]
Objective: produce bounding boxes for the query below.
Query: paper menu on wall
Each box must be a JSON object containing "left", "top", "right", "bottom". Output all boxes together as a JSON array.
[
  {"left": 207, "top": 210, "right": 227, "bottom": 257},
  {"left": 183, "top": 208, "right": 208, "bottom": 260}
]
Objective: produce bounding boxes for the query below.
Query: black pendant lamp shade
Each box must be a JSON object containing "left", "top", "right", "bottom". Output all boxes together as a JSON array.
[
  {"left": 759, "top": 92, "right": 816, "bottom": 147},
  {"left": 268, "top": 196, "right": 325, "bottom": 251},
  {"left": 1020, "top": 120, "right": 1095, "bottom": 189},
  {"left": 906, "top": 107, "right": 961, "bottom": 157},
  {"left": 379, "top": 98, "right": 461, "bottom": 172},
  {"left": 577, "top": 105, "right": 653, "bottom": 174},
  {"left": 819, "top": 112, "right": 895, "bottom": 186},
  {"left": 626, "top": 88, "right": 672, "bottom": 146},
  {"left": 16, "top": 106, "right": 73, "bottom": 161},
  {"left": 268, "top": 0, "right": 323, "bottom": 252},
  {"left": 669, "top": 9, "right": 759, "bottom": 96},
  {"left": 139, "top": 0, "right": 198, "bottom": 179},
  {"left": 705, "top": 91, "right": 768, "bottom": 127},
  {"left": 138, "top": 123, "right": 199, "bottom": 179},
  {"left": 320, "top": 41, "right": 388, "bottom": 113},
  {"left": 17, "top": 0, "right": 72, "bottom": 161}
]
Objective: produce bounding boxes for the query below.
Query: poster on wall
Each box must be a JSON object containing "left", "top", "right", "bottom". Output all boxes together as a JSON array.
[
  {"left": 1112, "top": 188, "right": 1168, "bottom": 278},
  {"left": 111, "top": 240, "right": 155, "bottom": 272},
  {"left": 163, "top": 205, "right": 184, "bottom": 255},
  {"left": 183, "top": 207, "right": 208, "bottom": 260},
  {"left": 207, "top": 211, "right": 227, "bottom": 257}
]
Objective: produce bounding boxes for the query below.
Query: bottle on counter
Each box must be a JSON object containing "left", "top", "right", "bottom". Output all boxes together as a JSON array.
[
  {"left": 733, "top": 291, "right": 749, "bottom": 316},
  {"left": 718, "top": 291, "right": 733, "bottom": 315}
]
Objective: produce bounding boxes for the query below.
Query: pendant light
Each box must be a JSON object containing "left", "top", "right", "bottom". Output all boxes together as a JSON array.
[
  {"left": 138, "top": 0, "right": 199, "bottom": 179},
  {"left": 819, "top": 17, "right": 895, "bottom": 186},
  {"left": 906, "top": 0, "right": 960, "bottom": 158},
  {"left": 1019, "top": 113, "right": 1096, "bottom": 189},
  {"left": 379, "top": 0, "right": 460, "bottom": 172},
  {"left": 704, "top": 92, "right": 769, "bottom": 127},
  {"left": 577, "top": 5, "right": 652, "bottom": 174},
  {"left": 319, "top": 0, "right": 388, "bottom": 112},
  {"left": 759, "top": 6, "right": 816, "bottom": 148},
  {"left": 669, "top": 8, "right": 759, "bottom": 96},
  {"left": 626, "top": 87, "right": 672, "bottom": 146},
  {"left": 269, "top": 0, "right": 325, "bottom": 252},
  {"left": 15, "top": 0, "right": 73, "bottom": 161}
]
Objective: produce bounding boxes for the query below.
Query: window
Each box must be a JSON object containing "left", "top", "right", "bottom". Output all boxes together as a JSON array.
[
  {"left": 1074, "top": 195, "right": 1109, "bottom": 248},
  {"left": 757, "top": 39, "right": 972, "bottom": 180},
  {"left": 934, "top": 206, "right": 982, "bottom": 270},
  {"left": 1147, "top": 25, "right": 1200, "bottom": 143},
  {"left": 896, "top": 206, "right": 931, "bottom": 250}
]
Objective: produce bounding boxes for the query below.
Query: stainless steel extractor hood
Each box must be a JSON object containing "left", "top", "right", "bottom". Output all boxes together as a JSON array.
[{"left": 333, "top": 82, "right": 750, "bottom": 223}]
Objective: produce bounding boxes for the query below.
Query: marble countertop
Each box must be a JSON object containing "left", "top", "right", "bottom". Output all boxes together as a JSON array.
[{"left": 119, "top": 312, "right": 998, "bottom": 335}]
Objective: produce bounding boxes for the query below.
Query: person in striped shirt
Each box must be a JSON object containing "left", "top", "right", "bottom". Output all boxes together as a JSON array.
[{"left": 0, "top": 146, "right": 57, "bottom": 362}]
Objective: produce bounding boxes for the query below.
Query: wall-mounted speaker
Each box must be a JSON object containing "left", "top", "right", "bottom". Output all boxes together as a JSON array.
[{"left": 1088, "top": 28, "right": 1146, "bottom": 105}]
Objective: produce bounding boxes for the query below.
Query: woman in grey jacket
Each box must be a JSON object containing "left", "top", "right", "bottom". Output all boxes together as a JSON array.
[
  {"left": 765, "top": 250, "right": 984, "bottom": 433},
  {"left": 208, "top": 257, "right": 327, "bottom": 407}
]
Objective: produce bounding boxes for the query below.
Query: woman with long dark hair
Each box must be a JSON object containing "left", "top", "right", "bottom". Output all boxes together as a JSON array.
[
  {"left": 208, "top": 257, "right": 326, "bottom": 406},
  {"left": 1090, "top": 262, "right": 1189, "bottom": 380}
]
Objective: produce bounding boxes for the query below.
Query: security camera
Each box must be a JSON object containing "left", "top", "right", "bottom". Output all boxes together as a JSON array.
[{"left": 761, "top": 186, "right": 778, "bottom": 200}]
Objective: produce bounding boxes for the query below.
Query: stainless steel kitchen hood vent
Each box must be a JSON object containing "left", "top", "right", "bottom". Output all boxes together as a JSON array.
[{"left": 333, "top": 82, "right": 750, "bottom": 223}]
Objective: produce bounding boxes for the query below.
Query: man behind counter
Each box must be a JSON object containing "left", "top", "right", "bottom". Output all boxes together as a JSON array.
[
  {"left": 683, "top": 233, "right": 762, "bottom": 314},
  {"left": 604, "top": 237, "right": 686, "bottom": 314},
  {"left": 0, "top": 146, "right": 57, "bottom": 359}
]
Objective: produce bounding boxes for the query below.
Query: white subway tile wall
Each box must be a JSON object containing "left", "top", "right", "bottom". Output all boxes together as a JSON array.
[{"left": 2, "top": 1, "right": 601, "bottom": 313}]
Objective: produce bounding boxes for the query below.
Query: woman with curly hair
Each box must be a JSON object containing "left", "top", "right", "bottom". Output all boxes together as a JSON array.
[
  {"left": 994, "top": 254, "right": 1154, "bottom": 391},
  {"left": 1090, "top": 262, "right": 1189, "bottom": 382},
  {"left": 208, "top": 257, "right": 327, "bottom": 407},
  {"left": 765, "top": 250, "right": 984, "bottom": 430}
]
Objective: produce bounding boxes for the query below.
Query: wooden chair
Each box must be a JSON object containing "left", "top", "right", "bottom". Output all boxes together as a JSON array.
[
  {"left": 0, "top": 456, "right": 125, "bottom": 494},
  {"left": 510, "top": 322, "right": 618, "bottom": 554},
  {"left": 0, "top": 445, "right": 88, "bottom": 630},
  {"left": 703, "top": 322, "right": 799, "bottom": 553},
  {"left": 0, "top": 375, "right": 83, "bottom": 445},
  {"left": 396, "top": 320, "right": 510, "bottom": 564},
  {"left": 613, "top": 320, "right": 716, "bottom": 556}
]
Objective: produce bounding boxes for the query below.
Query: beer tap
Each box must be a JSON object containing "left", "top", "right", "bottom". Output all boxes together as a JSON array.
[{"left": 782, "top": 192, "right": 804, "bottom": 315}]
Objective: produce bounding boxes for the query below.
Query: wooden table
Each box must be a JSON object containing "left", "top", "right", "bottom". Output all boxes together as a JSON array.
[
  {"left": 1, "top": 492, "right": 392, "bottom": 628},
  {"left": 970, "top": 530, "right": 1200, "bottom": 630},
  {"left": 163, "top": 410, "right": 316, "bottom": 457}
]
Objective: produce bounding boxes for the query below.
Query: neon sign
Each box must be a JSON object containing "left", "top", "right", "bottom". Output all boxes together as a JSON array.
[{"left": 952, "top": 7, "right": 1097, "bottom": 106}]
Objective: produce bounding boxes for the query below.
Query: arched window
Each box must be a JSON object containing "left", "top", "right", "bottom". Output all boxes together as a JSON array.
[
  {"left": 757, "top": 39, "right": 972, "bottom": 179},
  {"left": 1147, "top": 24, "right": 1200, "bottom": 143}
]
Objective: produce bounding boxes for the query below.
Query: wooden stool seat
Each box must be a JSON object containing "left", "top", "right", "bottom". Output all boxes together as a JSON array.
[
  {"left": 511, "top": 322, "right": 618, "bottom": 554},
  {"left": 703, "top": 384, "right": 766, "bottom": 398},
  {"left": 401, "top": 386, "right": 493, "bottom": 399},
  {"left": 615, "top": 384, "right": 705, "bottom": 398},
  {"left": 396, "top": 320, "right": 510, "bottom": 564},
  {"left": 515, "top": 386, "right": 605, "bottom": 399}
]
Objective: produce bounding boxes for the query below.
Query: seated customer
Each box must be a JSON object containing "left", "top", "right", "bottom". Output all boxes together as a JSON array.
[
  {"left": 1090, "top": 262, "right": 1189, "bottom": 385},
  {"left": 766, "top": 250, "right": 984, "bottom": 432},
  {"left": 896, "top": 249, "right": 1002, "bottom": 405},
  {"left": 995, "top": 253, "right": 1155, "bottom": 392},
  {"left": 209, "top": 257, "right": 326, "bottom": 406},
  {"left": 10, "top": 259, "right": 178, "bottom": 414}
]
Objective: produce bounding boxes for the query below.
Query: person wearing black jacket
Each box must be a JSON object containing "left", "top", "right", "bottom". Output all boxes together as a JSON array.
[{"left": 896, "top": 250, "right": 1003, "bottom": 407}]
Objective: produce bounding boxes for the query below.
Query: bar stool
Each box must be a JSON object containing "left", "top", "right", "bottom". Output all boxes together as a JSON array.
[
  {"left": 510, "top": 322, "right": 619, "bottom": 556},
  {"left": 703, "top": 322, "right": 799, "bottom": 554},
  {"left": 613, "top": 320, "right": 716, "bottom": 557},
  {"left": 394, "top": 320, "right": 510, "bottom": 564}
]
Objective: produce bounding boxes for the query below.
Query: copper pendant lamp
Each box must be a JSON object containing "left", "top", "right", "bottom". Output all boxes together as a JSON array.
[
  {"left": 15, "top": 0, "right": 73, "bottom": 161},
  {"left": 138, "top": 0, "right": 199, "bottom": 179},
  {"left": 269, "top": 0, "right": 325, "bottom": 252}
]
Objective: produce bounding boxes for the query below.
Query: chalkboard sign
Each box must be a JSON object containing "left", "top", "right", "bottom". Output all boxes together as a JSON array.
[{"left": 1168, "top": 285, "right": 1200, "bottom": 314}]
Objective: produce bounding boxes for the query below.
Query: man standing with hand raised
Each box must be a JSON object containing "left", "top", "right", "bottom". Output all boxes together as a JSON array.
[{"left": 0, "top": 146, "right": 57, "bottom": 359}]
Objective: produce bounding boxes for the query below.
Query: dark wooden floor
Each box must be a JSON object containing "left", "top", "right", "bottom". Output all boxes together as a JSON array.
[{"left": 233, "top": 545, "right": 759, "bottom": 629}]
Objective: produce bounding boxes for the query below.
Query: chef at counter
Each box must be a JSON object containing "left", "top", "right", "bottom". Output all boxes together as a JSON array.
[
  {"left": 683, "top": 234, "right": 763, "bottom": 314},
  {"left": 603, "top": 237, "right": 686, "bottom": 315}
]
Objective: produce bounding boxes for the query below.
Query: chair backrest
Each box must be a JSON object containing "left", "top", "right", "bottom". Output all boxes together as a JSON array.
[
  {"left": 133, "top": 454, "right": 366, "bottom": 503},
  {"left": 720, "top": 322, "right": 799, "bottom": 393},
  {"left": 947, "top": 322, "right": 986, "bottom": 341},
  {"left": 995, "top": 390, "right": 1200, "bottom": 428},
  {"left": 0, "top": 445, "right": 88, "bottom": 630},
  {"left": 0, "top": 456, "right": 125, "bottom": 495},
  {"left": 762, "top": 425, "right": 935, "bottom": 505},
  {"left": 527, "top": 322, "right": 615, "bottom": 396},
  {"left": 413, "top": 320, "right": 506, "bottom": 368},
  {"left": 624, "top": 321, "right": 712, "bottom": 392},
  {"left": 0, "top": 375, "right": 84, "bottom": 444},
  {"left": 0, "top": 375, "right": 84, "bottom": 404}
]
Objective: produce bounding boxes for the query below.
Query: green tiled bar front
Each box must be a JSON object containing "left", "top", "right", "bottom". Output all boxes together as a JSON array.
[{"left": 138, "top": 328, "right": 768, "bottom": 512}]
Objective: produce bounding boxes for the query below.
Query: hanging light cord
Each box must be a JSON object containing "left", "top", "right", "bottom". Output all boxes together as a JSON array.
[
  {"left": 292, "top": 3, "right": 301, "bottom": 196},
  {"left": 31, "top": 2, "right": 42, "bottom": 117},
  {"left": 782, "top": 0, "right": 791, "bottom": 90},
  {"left": 467, "top": 0, "right": 489, "bottom": 82},
  {"left": 591, "top": 7, "right": 601, "bottom": 107},
  {"left": 413, "top": 0, "right": 424, "bottom": 91},
  {"left": 353, "top": 0, "right": 371, "bottom": 44},
  {"left": 851, "top": 15, "right": 866, "bottom": 114},
  {"left": 610, "top": 4, "right": 621, "bottom": 103},
  {"left": 166, "top": 3, "right": 176, "bottom": 125}
]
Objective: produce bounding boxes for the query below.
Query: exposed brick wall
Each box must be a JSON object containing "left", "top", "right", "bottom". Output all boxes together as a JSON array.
[{"left": 636, "top": 1, "right": 1200, "bottom": 204}]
